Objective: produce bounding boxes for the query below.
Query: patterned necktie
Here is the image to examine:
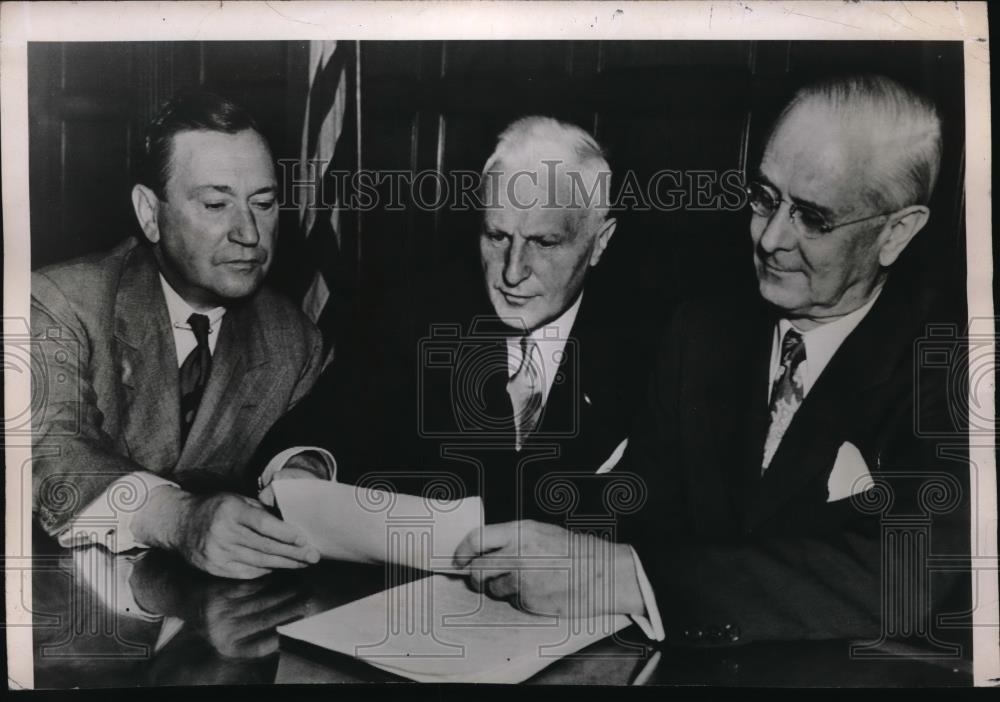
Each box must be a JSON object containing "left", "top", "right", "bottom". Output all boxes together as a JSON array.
[
  {"left": 507, "top": 335, "right": 544, "bottom": 452},
  {"left": 179, "top": 313, "right": 212, "bottom": 443},
  {"left": 761, "top": 327, "right": 806, "bottom": 472}
]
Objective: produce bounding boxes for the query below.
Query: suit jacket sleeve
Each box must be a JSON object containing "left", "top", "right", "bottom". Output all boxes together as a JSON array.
[
  {"left": 623, "top": 301, "right": 969, "bottom": 646},
  {"left": 31, "top": 272, "right": 150, "bottom": 536}
]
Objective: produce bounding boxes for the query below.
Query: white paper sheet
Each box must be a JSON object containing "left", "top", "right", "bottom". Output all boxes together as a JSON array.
[
  {"left": 277, "top": 573, "right": 631, "bottom": 683},
  {"left": 273, "top": 479, "right": 483, "bottom": 572}
]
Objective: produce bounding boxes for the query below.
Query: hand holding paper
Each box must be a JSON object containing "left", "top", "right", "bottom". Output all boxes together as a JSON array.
[
  {"left": 132, "top": 487, "right": 319, "bottom": 580},
  {"left": 453, "top": 519, "right": 644, "bottom": 619}
]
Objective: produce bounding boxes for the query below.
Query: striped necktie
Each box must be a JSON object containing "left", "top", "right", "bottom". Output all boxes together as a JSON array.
[{"left": 507, "top": 335, "right": 544, "bottom": 452}]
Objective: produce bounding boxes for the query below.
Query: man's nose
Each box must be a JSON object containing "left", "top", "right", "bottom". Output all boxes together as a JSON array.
[
  {"left": 228, "top": 204, "right": 260, "bottom": 246},
  {"left": 756, "top": 204, "right": 797, "bottom": 254},
  {"left": 502, "top": 237, "right": 531, "bottom": 287}
]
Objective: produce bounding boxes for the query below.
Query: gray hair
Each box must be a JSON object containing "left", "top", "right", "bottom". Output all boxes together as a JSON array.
[
  {"left": 481, "top": 116, "right": 613, "bottom": 226},
  {"left": 772, "top": 74, "right": 942, "bottom": 211}
]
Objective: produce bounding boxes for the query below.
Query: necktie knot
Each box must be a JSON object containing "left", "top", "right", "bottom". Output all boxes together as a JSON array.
[
  {"left": 188, "top": 313, "right": 211, "bottom": 348},
  {"left": 515, "top": 335, "right": 540, "bottom": 382},
  {"left": 780, "top": 328, "right": 805, "bottom": 367}
]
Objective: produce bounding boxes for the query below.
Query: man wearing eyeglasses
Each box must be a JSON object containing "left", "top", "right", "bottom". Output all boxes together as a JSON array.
[{"left": 455, "top": 74, "right": 969, "bottom": 650}]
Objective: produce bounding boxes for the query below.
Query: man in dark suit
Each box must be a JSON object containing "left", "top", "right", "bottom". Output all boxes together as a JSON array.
[
  {"left": 257, "top": 116, "right": 654, "bottom": 525},
  {"left": 32, "top": 91, "right": 324, "bottom": 579},
  {"left": 455, "top": 75, "right": 969, "bottom": 647}
]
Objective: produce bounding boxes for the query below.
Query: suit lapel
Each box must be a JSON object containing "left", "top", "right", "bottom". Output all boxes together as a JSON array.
[
  {"left": 536, "top": 327, "right": 578, "bottom": 439},
  {"left": 704, "top": 299, "right": 775, "bottom": 526},
  {"left": 113, "top": 245, "right": 182, "bottom": 472},
  {"left": 529, "top": 295, "right": 594, "bottom": 456},
  {"left": 745, "top": 280, "right": 918, "bottom": 528}
]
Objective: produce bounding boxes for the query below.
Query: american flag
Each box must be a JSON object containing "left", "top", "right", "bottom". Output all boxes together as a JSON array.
[{"left": 296, "top": 40, "right": 359, "bottom": 361}]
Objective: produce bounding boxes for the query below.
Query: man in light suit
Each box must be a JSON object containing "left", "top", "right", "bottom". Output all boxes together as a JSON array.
[
  {"left": 32, "top": 91, "right": 324, "bottom": 579},
  {"left": 258, "top": 116, "right": 655, "bottom": 524},
  {"left": 455, "top": 75, "right": 969, "bottom": 647}
]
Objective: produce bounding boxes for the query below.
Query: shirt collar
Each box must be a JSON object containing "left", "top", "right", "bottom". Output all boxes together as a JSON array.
[
  {"left": 158, "top": 274, "right": 226, "bottom": 331},
  {"left": 527, "top": 291, "right": 583, "bottom": 345},
  {"left": 778, "top": 286, "right": 883, "bottom": 383},
  {"left": 506, "top": 292, "right": 584, "bottom": 384}
]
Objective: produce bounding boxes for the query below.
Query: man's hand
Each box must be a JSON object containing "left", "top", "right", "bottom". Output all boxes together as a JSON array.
[
  {"left": 129, "top": 552, "right": 313, "bottom": 658},
  {"left": 132, "top": 486, "right": 320, "bottom": 579},
  {"left": 452, "top": 520, "right": 644, "bottom": 618},
  {"left": 197, "top": 577, "right": 313, "bottom": 658}
]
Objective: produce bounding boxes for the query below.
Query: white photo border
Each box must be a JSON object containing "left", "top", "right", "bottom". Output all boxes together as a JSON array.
[{"left": 2, "top": 0, "right": 994, "bottom": 689}]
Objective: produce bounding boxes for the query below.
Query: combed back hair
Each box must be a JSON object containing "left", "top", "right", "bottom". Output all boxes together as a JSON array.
[
  {"left": 137, "top": 89, "right": 265, "bottom": 198},
  {"left": 481, "top": 116, "right": 613, "bottom": 226},
  {"left": 771, "top": 74, "right": 942, "bottom": 211}
]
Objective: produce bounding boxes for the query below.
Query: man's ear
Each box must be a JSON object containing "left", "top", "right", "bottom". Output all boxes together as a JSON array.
[
  {"left": 588, "top": 217, "right": 617, "bottom": 267},
  {"left": 877, "top": 205, "right": 930, "bottom": 267},
  {"left": 131, "top": 184, "right": 161, "bottom": 244}
]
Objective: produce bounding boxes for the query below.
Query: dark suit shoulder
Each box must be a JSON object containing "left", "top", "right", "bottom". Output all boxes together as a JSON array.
[
  {"left": 646, "top": 294, "right": 769, "bottom": 369},
  {"left": 672, "top": 293, "right": 767, "bottom": 335}
]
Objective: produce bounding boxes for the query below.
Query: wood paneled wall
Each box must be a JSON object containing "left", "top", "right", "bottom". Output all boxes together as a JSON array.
[{"left": 28, "top": 41, "right": 966, "bottom": 344}]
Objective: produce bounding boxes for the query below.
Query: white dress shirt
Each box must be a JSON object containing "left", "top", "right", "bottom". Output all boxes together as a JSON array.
[
  {"left": 768, "top": 287, "right": 882, "bottom": 401},
  {"left": 56, "top": 276, "right": 226, "bottom": 553},
  {"left": 159, "top": 274, "right": 227, "bottom": 359},
  {"left": 505, "top": 293, "right": 583, "bottom": 406}
]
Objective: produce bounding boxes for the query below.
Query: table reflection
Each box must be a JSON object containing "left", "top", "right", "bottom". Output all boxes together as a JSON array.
[{"left": 31, "top": 528, "right": 972, "bottom": 688}]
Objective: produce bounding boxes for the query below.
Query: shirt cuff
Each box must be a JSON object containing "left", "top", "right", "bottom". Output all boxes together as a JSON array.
[
  {"left": 627, "top": 545, "right": 665, "bottom": 641},
  {"left": 71, "top": 547, "right": 162, "bottom": 622},
  {"left": 56, "top": 472, "right": 179, "bottom": 552},
  {"left": 257, "top": 446, "right": 337, "bottom": 491}
]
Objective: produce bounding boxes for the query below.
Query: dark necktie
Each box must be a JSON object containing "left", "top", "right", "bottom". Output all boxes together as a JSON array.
[
  {"left": 761, "top": 327, "right": 806, "bottom": 472},
  {"left": 179, "top": 313, "right": 212, "bottom": 443}
]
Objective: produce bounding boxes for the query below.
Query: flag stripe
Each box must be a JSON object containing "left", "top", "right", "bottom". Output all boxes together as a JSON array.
[
  {"left": 306, "top": 44, "right": 351, "bottom": 162},
  {"left": 302, "top": 71, "right": 347, "bottom": 242},
  {"left": 302, "top": 269, "right": 330, "bottom": 324},
  {"left": 295, "top": 40, "right": 358, "bottom": 356}
]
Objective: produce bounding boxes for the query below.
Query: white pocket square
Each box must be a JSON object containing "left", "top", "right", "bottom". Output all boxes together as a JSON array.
[
  {"left": 826, "top": 441, "right": 875, "bottom": 502},
  {"left": 596, "top": 438, "right": 629, "bottom": 474}
]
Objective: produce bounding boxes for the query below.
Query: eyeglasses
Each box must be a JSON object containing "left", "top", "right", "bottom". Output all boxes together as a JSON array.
[{"left": 744, "top": 180, "right": 891, "bottom": 238}]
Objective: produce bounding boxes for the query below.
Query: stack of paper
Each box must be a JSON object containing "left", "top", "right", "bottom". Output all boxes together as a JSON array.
[
  {"left": 273, "top": 478, "right": 482, "bottom": 572},
  {"left": 277, "top": 574, "right": 631, "bottom": 683}
]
